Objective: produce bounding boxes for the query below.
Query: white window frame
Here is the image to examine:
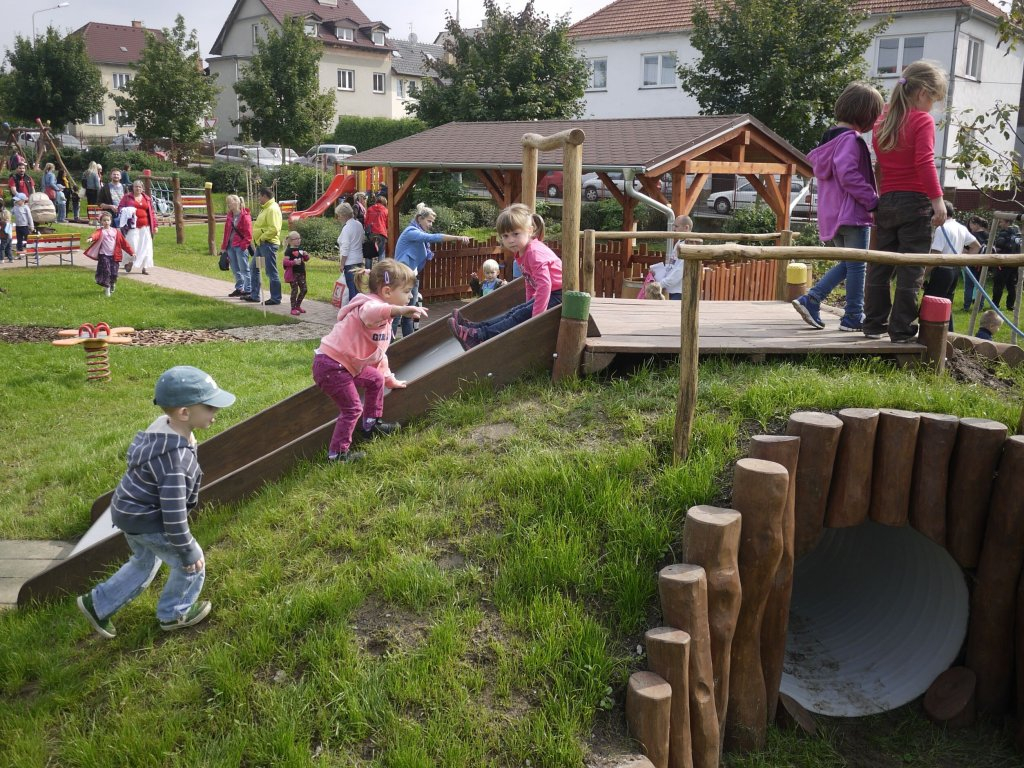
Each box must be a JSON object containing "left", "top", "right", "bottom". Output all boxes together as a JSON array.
[
  {"left": 252, "top": 24, "right": 260, "bottom": 46},
  {"left": 963, "top": 36, "right": 982, "bottom": 80},
  {"left": 395, "top": 78, "right": 405, "bottom": 98},
  {"left": 373, "top": 72, "right": 385, "bottom": 93},
  {"left": 87, "top": 111, "right": 103, "bottom": 126},
  {"left": 337, "top": 69, "right": 354, "bottom": 91},
  {"left": 587, "top": 57, "right": 607, "bottom": 91},
  {"left": 372, "top": 30, "right": 385, "bottom": 46},
  {"left": 115, "top": 108, "right": 130, "bottom": 125},
  {"left": 304, "top": 21, "right": 317, "bottom": 36},
  {"left": 112, "top": 72, "right": 131, "bottom": 90},
  {"left": 641, "top": 52, "right": 677, "bottom": 88},
  {"left": 875, "top": 35, "right": 925, "bottom": 76},
  {"left": 337, "top": 27, "right": 353, "bottom": 41}
]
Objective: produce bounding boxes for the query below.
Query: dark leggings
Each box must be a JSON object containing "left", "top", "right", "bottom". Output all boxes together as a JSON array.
[{"left": 290, "top": 273, "right": 307, "bottom": 308}]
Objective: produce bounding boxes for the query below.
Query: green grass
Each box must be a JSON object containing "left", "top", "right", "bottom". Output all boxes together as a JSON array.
[{"left": 2, "top": 278, "right": 1024, "bottom": 764}]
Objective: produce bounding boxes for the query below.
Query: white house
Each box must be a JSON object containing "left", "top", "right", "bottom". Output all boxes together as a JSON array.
[
  {"left": 569, "top": 0, "right": 1024, "bottom": 190},
  {"left": 388, "top": 35, "right": 444, "bottom": 118}
]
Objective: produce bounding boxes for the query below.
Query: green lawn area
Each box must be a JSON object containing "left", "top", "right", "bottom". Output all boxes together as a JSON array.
[{"left": 2, "top": 260, "right": 1024, "bottom": 765}]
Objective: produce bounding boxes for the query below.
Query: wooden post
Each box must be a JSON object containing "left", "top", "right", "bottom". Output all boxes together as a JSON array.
[
  {"left": 747, "top": 434, "right": 800, "bottom": 722},
  {"left": 919, "top": 296, "right": 951, "bottom": 373},
  {"left": 966, "top": 435, "right": 1024, "bottom": 716},
  {"left": 552, "top": 291, "right": 591, "bottom": 382},
  {"left": 627, "top": 671, "right": 673, "bottom": 768},
  {"left": 142, "top": 169, "right": 152, "bottom": 198},
  {"left": 521, "top": 144, "right": 538, "bottom": 213},
  {"left": 204, "top": 181, "right": 215, "bottom": 256},
  {"left": 673, "top": 259, "right": 702, "bottom": 463},
  {"left": 562, "top": 140, "right": 583, "bottom": 292},
  {"left": 726, "top": 458, "right": 788, "bottom": 754},
  {"left": 924, "top": 667, "right": 977, "bottom": 729},
  {"left": 659, "top": 564, "right": 720, "bottom": 768},
  {"left": 908, "top": 413, "right": 959, "bottom": 546},
  {"left": 824, "top": 408, "right": 878, "bottom": 528},
  {"left": 646, "top": 627, "right": 694, "bottom": 768},
  {"left": 172, "top": 172, "right": 184, "bottom": 245},
  {"left": 868, "top": 409, "right": 920, "bottom": 527},
  {"left": 785, "top": 412, "right": 843, "bottom": 558},
  {"left": 773, "top": 230, "right": 793, "bottom": 301},
  {"left": 947, "top": 417, "right": 1008, "bottom": 568},
  {"left": 582, "top": 229, "right": 596, "bottom": 296},
  {"left": 681, "top": 505, "right": 742, "bottom": 740}
]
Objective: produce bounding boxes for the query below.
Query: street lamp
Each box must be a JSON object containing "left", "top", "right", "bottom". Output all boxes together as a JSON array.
[{"left": 32, "top": 3, "right": 70, "bottom": 40}]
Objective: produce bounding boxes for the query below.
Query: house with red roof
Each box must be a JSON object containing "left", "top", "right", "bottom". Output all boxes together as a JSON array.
[
  {"left": 69, "top": 21, "right": 165, "bottom": 141},
  {"left": 569, "top": 0, "right": 1023, "bottom": 190}
]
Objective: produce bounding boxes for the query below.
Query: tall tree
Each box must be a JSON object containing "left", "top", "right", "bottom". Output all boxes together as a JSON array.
[
  {"left": 233, "top": 17, "right": 334, "bottom": 149},
  {"left": 678, "top": 0, "right": 885, "bottom": 152},
  {"left": 409, "top": 0, "right": 588, "bottom": 126},
  {"left": 113, "top": 15, "right": 219, "bottom": 145},
  {"left": 1, "top": 27, "right": 105, "bottom": 128}
]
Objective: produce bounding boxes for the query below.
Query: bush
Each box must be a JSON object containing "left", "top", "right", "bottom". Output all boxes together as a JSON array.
[
  {"left": 399, "top": 205, "right": 471, "bottom": 235},
  {"left": 456, "top": 199, "right": 498, "bottom": 228},
  {"left": 331, "top": 116, "right": 427, "bottom": 153},
  {"left": 403, "top": 172, "right": 466, "bottom": 212},
  {"left": 636, "top": 203, "right": 672, "bottom": 232},
  {"left": 205, "top": 162, "right": 266, "bottom": 195},
  {"left": 270, "top": 164, "right": 319, "bottom": 209},
  {"left": 795, "top": 221, "right": 821, "bottom": 246},
  {"left": 293, "top": 216, "right": 340, "bottom": 257},
  {"left": 722, "top": 204, "right": 778, "bottom": 244},
  {"left": 104, "top": 150, "right": 174, "bottom": 175},
  {"left": 579, "top": 199, "right": 626, "bottom": 231}
]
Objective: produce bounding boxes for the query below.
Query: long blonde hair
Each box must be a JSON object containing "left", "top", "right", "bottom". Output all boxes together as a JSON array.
[
  {"left": 875, "top": 60, "right": 948, "bottom": 153},
  {"left": 496, "top": 203, "right": 545, "bottom": 242}
]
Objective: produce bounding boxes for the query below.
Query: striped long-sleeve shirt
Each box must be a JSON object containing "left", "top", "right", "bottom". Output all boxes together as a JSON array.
[{"left": 110, "top": 416, "right": 203, "bottom": 566}]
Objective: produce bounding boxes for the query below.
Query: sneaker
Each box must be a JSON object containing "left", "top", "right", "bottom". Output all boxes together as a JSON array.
[
  {"left": 448, "top": 317, "right": 482, "bottom": 350},
  {"left": 123, "top": 262, "right": 132, "bottom": 273},
  {"left": 298, "top": 307, "right": 306, "bottom": 314},
  {"left": 891, "top": 336, "right": 918, "bottom": 344},
  {"left": 452, "top": 308, "right": 478, "bottom": 328},
  {"left": 838, "top": 315, "right": 862, "bottom": 332},
  {"left": 264, "top": 299, "right": 281, "bottom": 306},
  {"left": 228, "top": 289, "right": 243, "bottom": 297},
  {"left": 328, "top": 450, "right": 366, "bottom": 463},
  {"left": 77, "top": 593, "right": 116, "bottom": 638},
  {"left": 291, "top": 308, "right": 301, "bottom": 316},
  {"left": 159, "top": 600, "right": 212, "bottom": 631},
  {"left": 360, "top": 420, "right": 400, "bottom": 439},
  {"left": 242, "top": 296, "right": 261, "bottom": 302},
  {"left": 863, "top": 331, "right": 883, "bottom": 340},
  {"left": 791, "top": 295, "right": 825, "bottom": 330},
  {"left": 140, "top": 268, "right": 148, "bottom": 275}
]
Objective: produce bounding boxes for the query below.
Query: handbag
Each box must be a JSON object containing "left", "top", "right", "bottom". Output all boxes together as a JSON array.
[{"left": 218, "top": 251, "right": 230, "bottom": 271}]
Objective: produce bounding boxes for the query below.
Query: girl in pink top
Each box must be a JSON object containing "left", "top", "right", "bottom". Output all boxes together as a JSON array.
[
  {"left": 312, "top": 259, "right": 427, "bottom": 462},
  {"left": 863, "top": 60, "right": 948, "bottom": 343},
  {"left": 448, "top": 204, "right": 562, "bottom": 350}
]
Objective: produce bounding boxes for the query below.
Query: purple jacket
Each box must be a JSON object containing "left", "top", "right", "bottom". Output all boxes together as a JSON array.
[{"left": 806, "top": 127, "right": 878, "bottom": 242}]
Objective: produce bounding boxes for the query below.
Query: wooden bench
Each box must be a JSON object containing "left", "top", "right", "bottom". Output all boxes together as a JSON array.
[
  {"left": 180, "top": 194, "right": 207, "bottom": 217},
  {"left": 279, "top": 199, "right": 297, "bottom": 216},
  {"left": 86, "top": 205, "right": 102, "bottom": 225},
  {"left": 24, "top": 233, "right": 80, "bottom": 267}
]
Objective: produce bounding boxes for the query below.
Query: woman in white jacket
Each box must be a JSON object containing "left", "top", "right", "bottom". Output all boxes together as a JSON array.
[{"left": 336, "top": 201, "right": 365, "bottom": 305}]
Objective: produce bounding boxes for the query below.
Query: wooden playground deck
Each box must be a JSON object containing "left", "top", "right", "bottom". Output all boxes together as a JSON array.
[{"left": 583, "top": 299, "right": 924, "bottom": 364}]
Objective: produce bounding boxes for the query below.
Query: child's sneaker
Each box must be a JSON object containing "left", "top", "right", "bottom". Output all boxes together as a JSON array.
[
  {"left": 448, "top": 317, "right": 481, "bottom": 350},
  {"left": 77, "top": 592, "right": 116, "bottom": 638},
  {"left": 360, "top": 419, "right": 400, "bottom": 439},
  {"left": 791, "top": 295, "right": 825, "bottom": 329},
  {"left": 838, "top": 315, "right": 862, "bottom": 332},
  {"left": 298, "top": 307, "right": 306, "bottom": 314},
  {"left": 291, "top": 308, "right": 301, "bottom": 316},
  {"left": 452, "top": 308, "right": 478, "bottom": 328},
  {"left": 159, "top": 600, "right": 212, "bottom": 631},
  {"left": 328, "top": 450, "right": 366, "bottom": 463}
]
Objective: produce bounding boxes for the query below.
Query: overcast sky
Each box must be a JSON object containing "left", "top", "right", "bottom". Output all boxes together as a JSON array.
[{"left": 5, "top": 0, "right": 612, "bottom": 61}]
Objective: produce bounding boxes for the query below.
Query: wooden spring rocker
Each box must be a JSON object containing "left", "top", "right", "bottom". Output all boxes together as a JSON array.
[{"left": 52, "top": 323, "right": 134, "bottom": 382}]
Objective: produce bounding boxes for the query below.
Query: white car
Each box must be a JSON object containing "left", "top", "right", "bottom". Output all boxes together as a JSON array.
[
  {"left": 214, "top": 145, "right": 282, "bottom": 169},
  {"left": 296, "top": 144, "right": 357, "bottom": 167},
  {"left": 582, "top": 171, "right": 661, "bottom": 202},
  {"left": 706, "top": 178, "right": 817, "bottom": 215}
]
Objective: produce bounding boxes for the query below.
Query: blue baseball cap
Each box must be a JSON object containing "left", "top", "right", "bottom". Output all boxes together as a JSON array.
[{"left": 154, "top": 366, "right": 236, "bottom": 408}]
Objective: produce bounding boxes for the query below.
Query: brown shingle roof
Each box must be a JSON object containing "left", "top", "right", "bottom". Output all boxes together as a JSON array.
[
  {"left": 568, "top": 0, "right": 1005, "bottom": 38},
  {"left": 71, "top": 22, "right": 165, "bottom": 65},
  {"left": 343, "top": 116, "right": 811, "bottom": 176}
]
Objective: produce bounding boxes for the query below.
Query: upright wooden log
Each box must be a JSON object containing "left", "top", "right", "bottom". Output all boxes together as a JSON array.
[
  {"left": 923, "top": 667, "right": 976, "bottom": 729},
  {"left": 172, "top": 172, "right": 184, "bottom": 245},
  {"left": 825, "top": 408, "right": 879, "bottom": 528},
  {"left": 552, "top": 292, "right": 591, "bottom": 382},
  {"left": 627, "top": 671, "right": 673, "bottom": 768},
  {"left": 748, "top": 434, "right": 800, "bottom": 722},
  {"left": 966, "top": 435, "right": 1024, "bottom": 715},
  {"left": 646, "top": 628, "right": 694, "bottom": 768},
  {"left": 947, "top": 417, "right": 1008, "bottom": 568},
  {"left": 659, "top": 564, "right": 720, "bottom": 768},
  {"left": 869, "top": 409, "right": 920, "bottom": 526},
  {"left": 204, "top": 181, "right": 216, "bottom": 256},
  {"left": 918, "top": 296, "right": 951, "bottom": 374},
  {"left": 673, "top": 259, "right": 703, "bottom": 463},
  {"left": 681, "top": 505, "right": 742, "bottom": 738},
  {"left": 908, "top": 413, "right": 959, "bottom": 546},
  {"left": 725, "top": 458, "right": 788, "bottom": 753},
  {"left": 785, "top": 412, "right": 843, "bottom": 557}
]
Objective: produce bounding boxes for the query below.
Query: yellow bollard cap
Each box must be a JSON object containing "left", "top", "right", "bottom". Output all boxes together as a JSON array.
[{"left": 787, "top": 262, "right": 809, "bottom": 284}]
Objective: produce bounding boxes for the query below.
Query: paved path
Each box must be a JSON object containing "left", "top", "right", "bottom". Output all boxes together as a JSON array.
[{"left": 1, "top": 259, "right": 466, "bottom": 609}]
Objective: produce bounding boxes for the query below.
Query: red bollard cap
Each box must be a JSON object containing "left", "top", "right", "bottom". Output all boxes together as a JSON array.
[{"left": 920, "top": 295, "right": 952, "bottom": 323}]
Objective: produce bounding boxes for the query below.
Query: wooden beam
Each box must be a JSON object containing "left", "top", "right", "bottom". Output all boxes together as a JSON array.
[
  {"left": 687, "top": 160, "right": 791, "bottom": 175},
  {"left": 671, "top": 168, "right": 684, "bottom": 215},
  {"left": 597, "top": 171, "right": 629, "bottom": 206},
  {"left": 522, "top": 145, "right": 538, "bottom": 212},
  {"left": 681, "top": 172, "right": 709, "bottom": 216},
  {"left": 475, "top": 169, "right": 505, "bottom": 207},
  {"left": 521, "top": 128, "right": 586, "bottom": 151},
  {"left": 638, "top": 175, "right": 668, "bottom": 205}
]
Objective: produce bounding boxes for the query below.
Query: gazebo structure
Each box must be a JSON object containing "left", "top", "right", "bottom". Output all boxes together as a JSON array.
[{"left": 343, "top": 115, "right": 813, "bottom": 251}]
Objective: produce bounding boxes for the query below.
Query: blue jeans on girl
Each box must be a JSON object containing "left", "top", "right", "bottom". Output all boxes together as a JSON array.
[
  {"left": 808, "top": 225, "right": 869, "bottom": 324},
  {"left": 475, "top": 290, "right": 563, "bottom": 341},
  {"left": 228, "top": 245, "right": 250, "bottom": 293}
]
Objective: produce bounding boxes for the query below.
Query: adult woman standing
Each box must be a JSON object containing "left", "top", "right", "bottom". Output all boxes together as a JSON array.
[
  {"left": 117, "top": 180, "right": 157, "bottom": 275},
  {"left": 42, "top": 163, "right": 66, "bottom": 222},
  {"left": 336, "top": 201, "right": 365, "bottom": 305},
  {"left": 221, "top": 194, "right": 252, "bottom": 298},
  {"left": 83, "top": 161, "right": 101, "bottom": 206},
  {"left": 394, "top": 202, "right": 470, "bottom": 337}
]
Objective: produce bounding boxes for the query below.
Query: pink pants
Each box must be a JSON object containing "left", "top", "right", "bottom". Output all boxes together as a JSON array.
[{"left": 312, "top": 353, "right": 384, "bottom": 454}]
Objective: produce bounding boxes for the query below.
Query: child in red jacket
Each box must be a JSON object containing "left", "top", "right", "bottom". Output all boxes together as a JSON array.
[{"left": 86, "top": 211, "right": 134, "bottom": 297}]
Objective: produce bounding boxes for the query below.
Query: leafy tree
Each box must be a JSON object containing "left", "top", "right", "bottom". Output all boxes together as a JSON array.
[
  {"left": 678, "top": 0, "right": 886, "bottom": 152},
  {"left": 409, "top": 0, "right": 588, "bottom": 126},
  {"left": 233, "top": 16, "right": 334, "bottom": 150},
  {"left": 113, "top": 15, "right": 219, "bottom": 146},
  {"left": 1, "top": 27, "right": 105, "bottom": 127}
]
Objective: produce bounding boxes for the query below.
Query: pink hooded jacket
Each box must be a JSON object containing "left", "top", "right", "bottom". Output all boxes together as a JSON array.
[{"left": 317, "top": 293, "right": 399, "bottom": 386}]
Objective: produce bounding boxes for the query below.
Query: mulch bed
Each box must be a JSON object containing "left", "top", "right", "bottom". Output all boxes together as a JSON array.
[{"left": 0, "top": 326, "right": 238, "bottom": 346}]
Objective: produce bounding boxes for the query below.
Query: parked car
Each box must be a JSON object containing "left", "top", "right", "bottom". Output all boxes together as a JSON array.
[
  {"left": 581, "top": 171, "right": 662, "bottom": 202},
  {"left": 214, "top": 145, "right": 282, "bottom": 168},
  {"left": 537, "top": 170, "right": 563, "bottom": 198},
  {"left": 55, "top": 133, "right": 84, "bottom": 150},
  {"left": 706, "top": 178, "right": 817, "bottom": 215},
  {"left": 296, "top": 144, "right": 357, "bottom": 167},
  {"left": 108, "top": 134, "right": 140, "bottom": 151}
]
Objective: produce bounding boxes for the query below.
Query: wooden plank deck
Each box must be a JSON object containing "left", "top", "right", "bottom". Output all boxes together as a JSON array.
[{"left": 585, "top": 299, "right": 926, "bottom": 356}]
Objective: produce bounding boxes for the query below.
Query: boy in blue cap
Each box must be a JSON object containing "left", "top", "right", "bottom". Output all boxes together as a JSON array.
[{"left": 77, "top": 366, "right": 235, "bottom": 637}]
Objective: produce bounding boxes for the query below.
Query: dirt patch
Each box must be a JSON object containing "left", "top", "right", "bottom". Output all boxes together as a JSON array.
[
  {"left": 945, "top": 346, "right": 1016, "bottom": 391},
  {"left": 0, "top": 325, "right": 239, "bottom": 346},
  {"left": 467, "top": 422, "right": 517, "bottom": 446}
]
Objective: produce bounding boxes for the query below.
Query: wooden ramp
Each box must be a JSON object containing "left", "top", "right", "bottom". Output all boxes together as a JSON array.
[{"left": 583, "top": 299, "right": 924, "bottom": 370}]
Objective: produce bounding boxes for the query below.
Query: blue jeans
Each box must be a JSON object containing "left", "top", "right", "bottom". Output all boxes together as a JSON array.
[
  {"left": 392, "top": 278, "right": 420, "bottom": 338},
  {"left": 55, "top": 192, "right": 67, "bottom": 223},
  {"left": 90, "top": 532, "right": 205, "bottom": 623},
  {"left": 250, "top": 243, "right": 281, "bottom": 301},
  {"left": 475, "top": 290, "right": 563, "bottom": 341},
  {"left": 808, "top": 225, "right": 869, "bottom": 320},
  {"left": 0, "top": 237, "right": 10, "bottom": 261},
  {"left": 228, "top": 245, "right": 250, "bottom": 292},
  {"left": 344, "top": 263, "right": 362, "bottom": 308}
]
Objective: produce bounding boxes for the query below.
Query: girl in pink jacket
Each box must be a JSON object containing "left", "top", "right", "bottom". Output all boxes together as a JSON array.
[{"left": 312, "top": 259, "right": 427, "bottom": 463}]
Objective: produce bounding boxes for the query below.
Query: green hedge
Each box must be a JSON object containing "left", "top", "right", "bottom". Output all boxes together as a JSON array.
[
  {"left": 330, "top": 116, "right": 427, "bottom": 153},
  {"left": 456, "top": 200, "right": 499, "bottom": 228},
  {"left": 292, "top": 216, "right": 339, "bottom": 257},
  {"left": 272, "top": 164, "right": 319, "bottom": 209},
  {"left": 398, "top": 205, "right": 471, "bottom": 235}
]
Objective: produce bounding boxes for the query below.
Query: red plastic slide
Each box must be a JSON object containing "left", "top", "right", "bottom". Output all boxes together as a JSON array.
[{"left": 288, "top": 173, "right": 357, "bottom": 223}]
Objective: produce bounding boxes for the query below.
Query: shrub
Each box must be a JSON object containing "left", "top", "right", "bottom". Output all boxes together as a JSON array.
[
  {"left": 293, "top": 216, "right": 340, "bottom": 257},
  {"left": 636, "top": 203, "right": 672, "bottom": 232},
  {"left": 270, "top": 164, "right": 319, "bottom": 209},
  {"left": 205, "top": 162, "right": 266, "bottom": 195},
  {"left": 399, "top": 205, "right": 471, "bottom": 234},
  {"left": 795, "top": 221, "right": 821, "bottom": 246},
  {"left": 457, "top": 199, "right": 498, "bottom": 228},
  {"left": 722, "top": 204, "right": 778, "bottom": 244},
  {"left": 331, "top": 116, "right": 427, "bottom": 153},
  {"left": 403, "top": 172, "right": 466, "bottom": 212},
  {"left": 103, "top": 150, "right": 174, "bottom": 175}
]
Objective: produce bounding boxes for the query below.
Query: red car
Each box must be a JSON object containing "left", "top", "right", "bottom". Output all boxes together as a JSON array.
[{"left": 537, "top": 170, "right": 563, "bottom": 198}]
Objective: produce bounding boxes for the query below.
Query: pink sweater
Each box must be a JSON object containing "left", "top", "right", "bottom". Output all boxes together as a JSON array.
[
  {"left": 872, "top": 109, "right": 942, "bottom": 200},
  {"left": 317, "top": 293, "right": 399, "bottom": 386},
  {"left": 516, "top": 239, "right": 562, "bottom": 316}
]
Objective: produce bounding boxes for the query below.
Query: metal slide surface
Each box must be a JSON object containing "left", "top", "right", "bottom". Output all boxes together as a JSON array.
[
  {"left": 20, "top": 282, "right": 559, "bottom": 605},
  {"left": 287, "top": 174, "right": 357, "bottom": 222}
]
